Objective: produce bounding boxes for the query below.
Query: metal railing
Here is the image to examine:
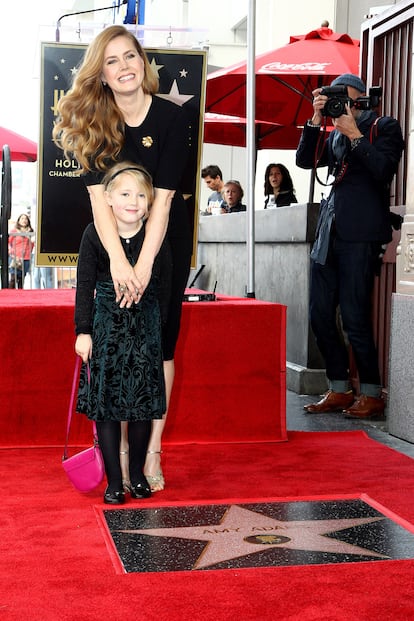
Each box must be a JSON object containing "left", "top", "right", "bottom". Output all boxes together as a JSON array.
[{"left": 4, "top": 231, "right": 77, "bottom": 290}]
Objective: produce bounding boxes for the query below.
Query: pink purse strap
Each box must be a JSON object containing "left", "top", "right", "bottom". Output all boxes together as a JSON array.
[{"left": 63, "top": 357, "right": 96, "bottom": 460}]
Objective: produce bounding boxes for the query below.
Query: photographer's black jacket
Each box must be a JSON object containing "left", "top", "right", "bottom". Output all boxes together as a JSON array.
[{"left": 296, "top": 111, "right": 404, "bottom": 243}]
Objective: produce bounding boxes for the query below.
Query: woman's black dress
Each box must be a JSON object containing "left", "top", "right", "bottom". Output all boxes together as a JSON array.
[{"left": 83, "top": 96, "right": 193, "bottom": 361}]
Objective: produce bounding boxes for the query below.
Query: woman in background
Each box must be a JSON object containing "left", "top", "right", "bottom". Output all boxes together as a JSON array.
[
  {"left": 264, "top": 163, "right": 297, "bottom": 208},
  {"left": 8, "top": 213, "right": 34, "bottom": 289}
]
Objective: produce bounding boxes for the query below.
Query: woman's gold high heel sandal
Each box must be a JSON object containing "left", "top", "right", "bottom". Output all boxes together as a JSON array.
[{"left": 145, "top": 450, "right": 165, "bottom": 492}]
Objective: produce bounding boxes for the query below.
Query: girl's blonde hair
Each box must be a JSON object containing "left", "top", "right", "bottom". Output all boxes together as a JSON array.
[
  {"left": 103, "top": 162, "right": 154, "bottom": 207},
  {"left": 52, "top": 26, "right": 159, "bottom": 173}
]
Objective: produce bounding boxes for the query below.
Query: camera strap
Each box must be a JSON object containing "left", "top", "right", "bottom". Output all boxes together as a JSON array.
[
  {"left": 314, "top": 115, "right": 384, "bottom": 189},
  {"left": 369, "top": 116, "right": 382, "bottom": 142},
  {"left": 313, "top": 123, "right": 334, "bottom": 188}
]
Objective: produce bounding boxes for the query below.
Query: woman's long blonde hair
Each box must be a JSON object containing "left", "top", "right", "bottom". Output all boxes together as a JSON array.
[{"left": 52, "top": 25, "right": 159, "bottom": 173}]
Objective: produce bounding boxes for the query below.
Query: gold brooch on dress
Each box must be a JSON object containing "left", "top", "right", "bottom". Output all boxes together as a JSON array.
[{"left": 142, "top": 136, "right": 153, "bottom": 148}]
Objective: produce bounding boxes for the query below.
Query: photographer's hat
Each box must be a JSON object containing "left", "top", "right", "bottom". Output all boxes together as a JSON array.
[{"left": 330, "top": 73, "right": 366, "bottom": 93}]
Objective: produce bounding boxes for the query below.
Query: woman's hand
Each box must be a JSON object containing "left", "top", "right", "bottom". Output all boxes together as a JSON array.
[
  {"left": 133, "top": 255, "right": 153, "bottom": 296},
  {"left": 110, "top": 254, "right": 143, "bottom": 308},
  {"left": 75, "top": 334, "right": 93, "bottom": 363},
  {"left": 130, "top": 187, "right": 173, "bottom": 299},
  {"left": 87, "top": 184, "right": 142, "bottom": 307}
]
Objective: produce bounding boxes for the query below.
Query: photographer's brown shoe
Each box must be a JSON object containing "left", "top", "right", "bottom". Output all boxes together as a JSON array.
[
  {"left": 304, "top": 389, "right": 354, "bottom": 413},
  {"left": 344, "top": 394, "right": 385, "bottom": 420}
]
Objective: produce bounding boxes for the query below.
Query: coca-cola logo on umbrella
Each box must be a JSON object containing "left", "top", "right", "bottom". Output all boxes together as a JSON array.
[{"left": 259, "top": 62, "right": 332, "bottom": 74}]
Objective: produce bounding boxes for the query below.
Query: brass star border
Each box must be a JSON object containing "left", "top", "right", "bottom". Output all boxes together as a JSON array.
[{"left": 98, "top": 498, "right": 414, "bottom": 574}]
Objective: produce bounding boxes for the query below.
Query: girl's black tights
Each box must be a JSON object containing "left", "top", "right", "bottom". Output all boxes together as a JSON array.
[
  {"left": 96, "top": 420, "right": 151, "bottom": 492},
  {"left": 128, "top": 420, "right": 151, "bottom": 485}
]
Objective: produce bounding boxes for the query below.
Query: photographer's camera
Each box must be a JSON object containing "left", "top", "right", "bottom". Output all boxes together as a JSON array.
[
  {"left": 320, "top": 85, "right": 350, "bottom": 118},
  {"left": 320, "top": 85, "right": 383, "bottom": 118}
]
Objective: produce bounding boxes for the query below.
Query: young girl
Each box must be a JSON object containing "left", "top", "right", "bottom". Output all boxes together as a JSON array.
[{"left": 74, "top": 163, "right": 171, "bottom": 504}]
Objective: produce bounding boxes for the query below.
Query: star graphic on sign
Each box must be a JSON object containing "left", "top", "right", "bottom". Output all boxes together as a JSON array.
[
  {"left": 70, "top": 66, "right": 78, "bottom": 76},
  {"left": 60, "top": 58, "right": 66, "bottom": 64},
  {"left": 149, "top": 57, "right": 164, "bottom": 77},
  {"left": 179, "top": 68, "right": 188, "bottom": 78},
  {"left": 116, "top": 504, "right": 388, "bottom": 570},
  {"left": 156, "top": 80, "right": 194, "bottom": 107}
]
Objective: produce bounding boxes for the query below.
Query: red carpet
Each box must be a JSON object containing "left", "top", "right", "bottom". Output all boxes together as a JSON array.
[{"left": 2, "top": 431, "right": 414, "bottom": 620}]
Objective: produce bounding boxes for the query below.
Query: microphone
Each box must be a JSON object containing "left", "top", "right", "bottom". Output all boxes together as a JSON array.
[
  {"left": 188, "top": 265, "right": 206, "bottom": 288},
  {"left": 56, "top": 0, "right": 128, "bottom": 42}
]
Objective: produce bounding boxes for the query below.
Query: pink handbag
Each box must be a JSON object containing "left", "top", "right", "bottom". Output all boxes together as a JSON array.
[{"left": 62, "top": 358, "right": 105, "bottom": 492}]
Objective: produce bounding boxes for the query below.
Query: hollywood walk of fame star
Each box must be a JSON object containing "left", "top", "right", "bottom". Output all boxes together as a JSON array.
[
  {"left": 116, "top": 504, "right": 388, "bottom": 570},
  {"left": 156, "top": 80, "right": 194, "bottom": 107},
  {"left": 149, "top": 57, "right": 164, "bottom": 77}
]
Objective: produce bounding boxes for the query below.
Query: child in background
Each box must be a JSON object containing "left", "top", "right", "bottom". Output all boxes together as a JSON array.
[{"left": 74, "top": 163, "right": 171, "bottom": 504}]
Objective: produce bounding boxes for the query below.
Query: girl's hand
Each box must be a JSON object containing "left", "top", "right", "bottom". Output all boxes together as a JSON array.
[{"left": 75, "top": 334, "right": 93, "bottom": 363}]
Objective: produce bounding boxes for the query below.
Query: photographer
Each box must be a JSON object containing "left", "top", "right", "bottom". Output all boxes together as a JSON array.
[{"left": 296, "top": 73, "right": 404, "bottom": 419}]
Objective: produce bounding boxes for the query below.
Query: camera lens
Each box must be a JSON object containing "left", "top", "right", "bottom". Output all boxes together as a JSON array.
[{"left": 325, "top": 97, "right": 346, "bottom": 118}]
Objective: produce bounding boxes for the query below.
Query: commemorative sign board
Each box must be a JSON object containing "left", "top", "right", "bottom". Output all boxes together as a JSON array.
[{"left": 37, "top": 41, "right": 206, "bottom": 267}]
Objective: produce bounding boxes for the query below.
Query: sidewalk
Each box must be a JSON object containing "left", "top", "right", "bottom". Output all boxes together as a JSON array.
[{"left": 286, "top": 390, "right": 414, "bottom": 459}]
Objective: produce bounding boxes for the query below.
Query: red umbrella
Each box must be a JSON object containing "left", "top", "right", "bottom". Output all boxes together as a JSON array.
[
  {"left": 206, "top": 27, "right": 360, "bottom": 126},
  {"left": 203, "top": 113, "right": 305, "bottom": 150},
  {"left": 0, "top": 126, "right": 37, "bottom": 162},
  {"left": 203, "top": 112, "right": 333, "bottom": 152}
]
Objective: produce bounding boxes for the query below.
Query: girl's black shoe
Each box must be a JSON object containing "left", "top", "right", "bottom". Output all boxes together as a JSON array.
[
  {"left": 130, "top": 480, "right": 151, "bottom": 499},
  {"left": 104, "top": 488, "right": 125, "bottom": 505}
]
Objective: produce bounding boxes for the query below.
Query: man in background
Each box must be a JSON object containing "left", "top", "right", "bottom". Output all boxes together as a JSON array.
[{"left": 201, "top": 164, "right": 225, "bottom": 214}]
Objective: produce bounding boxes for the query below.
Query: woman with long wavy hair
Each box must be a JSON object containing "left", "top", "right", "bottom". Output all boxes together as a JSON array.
[{"left": 53, "top": 25, "right": 192, "bottom": 492}]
